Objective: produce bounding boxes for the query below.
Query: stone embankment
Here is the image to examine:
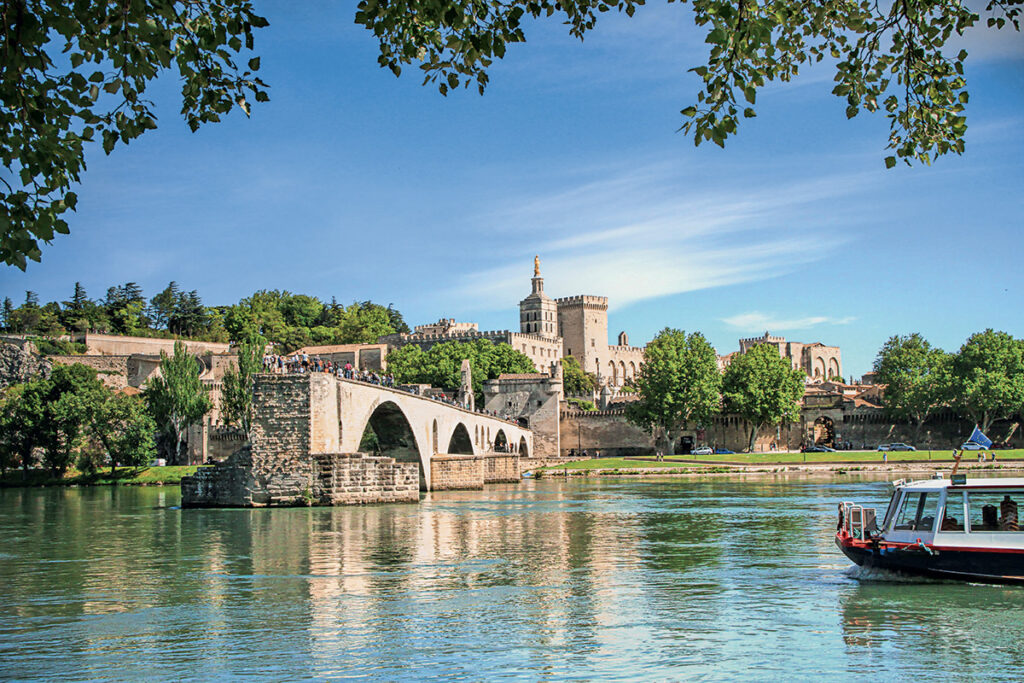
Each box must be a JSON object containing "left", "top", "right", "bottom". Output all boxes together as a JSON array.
[{"left": 535, "top": 460, "right": 1024, "bottom": 479}]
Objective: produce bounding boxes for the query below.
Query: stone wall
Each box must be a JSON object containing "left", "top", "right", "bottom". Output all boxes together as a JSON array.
[
  {"left": 48, "top": 355, "right": 129, "bottom": 389},
  {"left": 180, "top": 449, "right": 257, "bottom": 507},
  {"left": 75, "top": 332, "right": 230, "bottom": 357},
  {"left": 208, "top": 425, "right": 249, "bottom": 461},
  {"left": 483, "top": 454, "right": 520, "bottom": 483},
  {"left": 483, "top": 373, "right": 561, "bottom": 457},
  {"left": 559, "top": 408, "right": 656, "bottom": 456},
  {"left": 312, "top": 453, "right": 419, "bottom": 504},
  {"left": 431, "top": 454, "right": 484, "bottom": 490},
  {"left": 247, "top": 374, "right": 314, "bottom": 505}
]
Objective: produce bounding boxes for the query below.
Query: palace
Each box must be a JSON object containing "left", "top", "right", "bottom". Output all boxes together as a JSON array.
[{"left": 381, "top": 256, "right": 645, "bottom": 385}]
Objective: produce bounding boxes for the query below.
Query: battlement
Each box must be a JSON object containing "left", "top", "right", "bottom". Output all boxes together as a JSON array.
[
  {"left": 606, "top": 344, "right": 645, "bottom": 355},
  {"left": 555, "top": 295, "right": 608, "bottom": 308},
  {"left": 509, "top": 331, "right": 562, "bottom": 344},
  {"left": 740, "top": 332, "right": 786, "bottom": 344},
  {"left": 391, "top": 330, "right": 514, "bottom": 344}
]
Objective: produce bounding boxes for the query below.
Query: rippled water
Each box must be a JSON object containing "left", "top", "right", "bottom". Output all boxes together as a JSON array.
[{"left": 2, "top": 475, "right": 1024, "bottom": 680}]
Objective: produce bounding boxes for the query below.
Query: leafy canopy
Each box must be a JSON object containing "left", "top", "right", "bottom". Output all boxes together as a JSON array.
[
  {"left": 949, "top": 329, "right": 1024, "bottom": 433},
  {"left": 562, "top": 355, "right": 597, "bottom": 396},
  {"left": 873, "top": 333, "right": 950, "bottom": 436},
  {"left": 386, "top": 339, "right": 536, "bottom": 399},
  {"left": 144, "top": 341, "right": 212, "bottom": 463},
  {"left": 1, "top": 0, "right": 268, "bottom": 269},
  {"left": 355, "top": 0, "right": 1021, "bottom": 168},
  {"left": 627, "top": 328, "right": 721, "bottom": 444},
  {"left": 220, "top": 334, "right": 266, "bottom": 437},
  {"left": 722, "top": 342, "right": 805, "bottom": 451}
]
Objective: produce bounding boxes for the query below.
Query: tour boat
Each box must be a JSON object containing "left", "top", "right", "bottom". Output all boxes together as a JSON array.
[{"left": 836, "top": 474, "right": 1024, "bottom": 584}]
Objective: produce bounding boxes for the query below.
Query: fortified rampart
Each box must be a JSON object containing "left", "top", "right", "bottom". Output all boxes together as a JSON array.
[
  {"left": 559, "top": 408, "right": 656, "bottom": 456},
  {"left": 47, "top": 355, "right": 130, "bottom": 389}
]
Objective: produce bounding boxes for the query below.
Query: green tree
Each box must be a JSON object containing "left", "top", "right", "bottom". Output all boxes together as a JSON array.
[
  {"left": 873, "top": 333, "right": 950, "bottom": 442},
  {"left": 149, "top": 281, "right": 180, "bottom": 330},
  {"left": 1, "top": 298, "right": 13, "bottom": 331},
  {"left": 2, "top": 1, "right": 269, "bottom": 270},
  {"left": 169, "top": 290, "right": 207, "bottom": 337},
  {"left": 356, "top": 0, "right": 1020, "bottom": 168},
  {"left": 60, "top": 282, "right": 91, "bottom": 332},
  {"left": 562, "top": 355, "right": 597, "bottom": 396},
  {"left": 626, "top": 328, "right": 721, "bottom": 454},
  {"left": 0, "top": 383, "right": 46, "bottom": 476},
  {"left": 387, "top": 339, "right": 535, "bottom": 400},
  {"left": 949, "top": 329, "right": 1024, "bottom": 433},
  {"left": 221, "top": 334, "right": 266, "bottom": 438},
  {"left": 336, "top": 301, "right": 401, "bottom": 344},
  {"left": 90, "top": 392, "right": 157, "bottom": 473},
  {"left": 145, "top": 341, "right": 212, "bottom": 464},
  {"left": 33, "top": 364, "right": 107, "bottom": 475},
  {"left": 722, "top": 343, "right": 805, "bottom": 453}
]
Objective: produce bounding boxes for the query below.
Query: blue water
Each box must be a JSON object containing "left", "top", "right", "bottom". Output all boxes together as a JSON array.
[{"left": 2, "top": 476, "right": 1023, "bottom": 680}]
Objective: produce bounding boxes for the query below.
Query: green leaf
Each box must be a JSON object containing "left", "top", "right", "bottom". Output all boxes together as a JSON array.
[{"left": 884, "top": 156, "right": 897, "bottom": 169}]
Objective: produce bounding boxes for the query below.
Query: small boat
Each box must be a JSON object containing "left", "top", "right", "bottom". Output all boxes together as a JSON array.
[{"left": 836, "top": 473, "right": 1024, "bottom": 584}]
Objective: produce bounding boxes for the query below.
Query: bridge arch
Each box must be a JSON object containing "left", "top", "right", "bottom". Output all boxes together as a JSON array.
[
  {"left": 362, "top": 400, "right": 425, "bottom": 489},
  {"left": 519, "top": 436, "right": 529, "bottom": 458},
  {"left": 494, "top": 429, "right": 508, "bottom": 453},
  {"left": 447, "top": 423, "right": 474, "bottom": 454},
  {"left": 432, "top": 419, "right": 438, "bottom": 454}
]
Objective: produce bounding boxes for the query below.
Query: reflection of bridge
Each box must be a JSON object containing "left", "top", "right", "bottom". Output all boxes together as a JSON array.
[
  {"left": 330, "top": 377, "right": 533, "bottom": 488},
  {"left": 183, "top": 373, "right": 534, "bottom": 507}
]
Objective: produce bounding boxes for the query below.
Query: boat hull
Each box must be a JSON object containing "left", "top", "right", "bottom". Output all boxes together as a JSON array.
[{"left": 837, "top": 536, "right": 1024, "bottom": 585}]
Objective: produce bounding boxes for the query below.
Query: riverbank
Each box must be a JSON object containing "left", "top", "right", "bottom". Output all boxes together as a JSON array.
[
  {"left": 533, "top": 455, "right": 1024, "bottom": 478},
  {"left": 0, "top": 466, "right": 200, "bottom": 488}
]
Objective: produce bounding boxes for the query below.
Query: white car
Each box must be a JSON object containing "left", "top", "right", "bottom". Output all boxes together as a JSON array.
[
  {"left": 960, "top": 441, "right": 986, "bottom": 450},
  {"left": 691, "top": 446, "right": 714, "bottom": 455}
]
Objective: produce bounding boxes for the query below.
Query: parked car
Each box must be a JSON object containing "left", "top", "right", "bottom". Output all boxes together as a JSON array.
[
  {"left": 802, "top": 445, "right": 837, "bottom": 453},
  {"left": 960, "top": 441, "right": 985, "bottom": 450},
  {"left": 877, "top": 443, "right": 917, "bottom": 451},
  {"left": 714, "top": 447, "right": 735, "bottom": 454},
  {"left": 691, "top": 446, "right": 714, "bottom": 455}
]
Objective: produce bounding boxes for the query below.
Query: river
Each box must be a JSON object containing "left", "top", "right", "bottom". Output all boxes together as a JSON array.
[{"left": 2, "top": 475, "right": 1023, "bottom": 680}]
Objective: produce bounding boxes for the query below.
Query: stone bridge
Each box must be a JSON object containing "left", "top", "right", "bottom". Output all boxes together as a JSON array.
[
  {"left": 182, "top": 373, "right": 534, "bottom": 507},
  {"left": 318, "top": 375, "right": 533, "bottom": 488}
]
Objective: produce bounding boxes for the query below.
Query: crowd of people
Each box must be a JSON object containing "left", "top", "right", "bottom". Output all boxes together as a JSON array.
[{"left": 259, "top": 353, "right": 520, "bottom": 425}]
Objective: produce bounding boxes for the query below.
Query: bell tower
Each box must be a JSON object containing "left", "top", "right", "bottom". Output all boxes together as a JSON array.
[{"left": 519, "top": 255, "right": 558, "bottom": 339}]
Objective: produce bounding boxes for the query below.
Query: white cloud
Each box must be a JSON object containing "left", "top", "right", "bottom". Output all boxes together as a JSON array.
[
  {"left": 446, "top": 161, "right": 871, "bottom": 313},
  {"left": 721, "top": 311, "right": 857, "bottom": 332}
]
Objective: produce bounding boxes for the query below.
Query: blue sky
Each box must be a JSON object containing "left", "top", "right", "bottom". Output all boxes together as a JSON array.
[{"left": 2, "top": 2, "right": 1022, "bottom": 378}]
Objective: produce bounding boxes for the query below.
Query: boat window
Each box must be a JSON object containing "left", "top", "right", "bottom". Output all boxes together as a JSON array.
[
  {"left": 967, "top": 491, "right": 1023, "bottom": 532},
  {"left": 881, "top": 489, "right": 900, "bottom": 531},
  {"left": 940, "top": 491, "right": 966, "bottom": 532},
  {"left": 892, "top": 492, "right": 937, "bottom": 532}
]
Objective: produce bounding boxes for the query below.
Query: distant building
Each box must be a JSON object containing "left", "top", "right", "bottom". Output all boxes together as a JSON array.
[
  {"left": 736, "top": 331, "right": 842, "bottom": 381},
  {"left": 382, "top": 257, "right": 645, "bottom": 382}
]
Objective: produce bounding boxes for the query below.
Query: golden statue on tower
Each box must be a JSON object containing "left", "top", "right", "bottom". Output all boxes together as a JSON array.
[{"left": 534, "top": 254, "right": 540, "bottom": 277}]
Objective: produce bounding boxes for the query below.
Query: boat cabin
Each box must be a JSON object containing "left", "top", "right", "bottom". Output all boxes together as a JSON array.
[{"left": 848, "top": 477, "right": 1024, "bottom": 550}]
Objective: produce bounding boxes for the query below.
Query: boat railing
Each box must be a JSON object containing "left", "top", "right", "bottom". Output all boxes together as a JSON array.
[{"left": 840, "top": 502, "right": 878, "bottom": 540}]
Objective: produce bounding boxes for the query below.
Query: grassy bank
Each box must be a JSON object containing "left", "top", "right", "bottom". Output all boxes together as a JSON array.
[
  {"left": 0, "top": 465, "right": 199, "bottom": 488},
  {"left": 537, "top": 457, "right": 718, "bottom": 471}
]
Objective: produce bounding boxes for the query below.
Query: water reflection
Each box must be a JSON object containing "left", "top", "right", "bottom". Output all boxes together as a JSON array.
[{"left": 2, "top": 476, "right": 1024, "bottom": 680}]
